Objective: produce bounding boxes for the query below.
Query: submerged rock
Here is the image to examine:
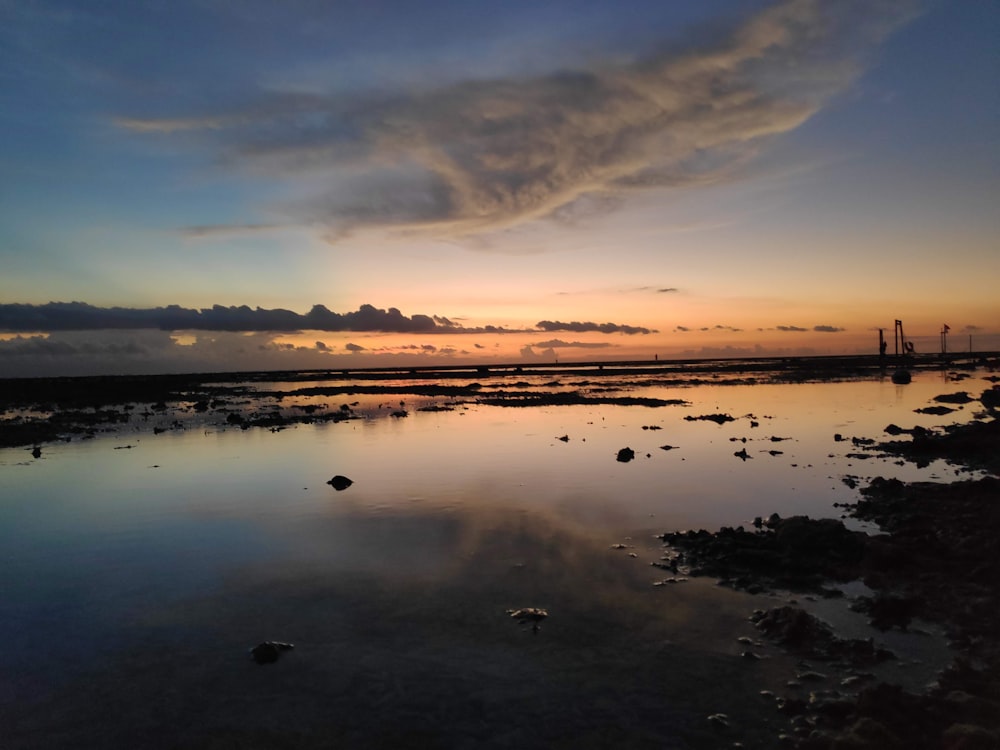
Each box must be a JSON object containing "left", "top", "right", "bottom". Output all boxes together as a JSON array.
[
  {"left": 249, "top": 641, "right": 295, "bottom": 665},
  {"left": 507, "top": 607, "right": 548, "bottom": 633},
  {"left": 327, "top": 475, "right": 353, "bottom": 491}
]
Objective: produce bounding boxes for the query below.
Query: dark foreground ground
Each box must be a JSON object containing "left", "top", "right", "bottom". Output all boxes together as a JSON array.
[{"left": 660, "top": 388, "right": 1000, "bottom": 748}]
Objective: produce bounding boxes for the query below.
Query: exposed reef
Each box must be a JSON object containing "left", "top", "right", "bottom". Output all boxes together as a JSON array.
[{"left": 657, "top": 409, "right": 1000, "bottom": 748}]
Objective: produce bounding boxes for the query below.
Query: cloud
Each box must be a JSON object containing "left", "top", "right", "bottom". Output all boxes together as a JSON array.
[
  {"left": 179, "top": 223, "right": 285, "bottom": 239},
  {"left": 776, "top": 325, "right": 808, "bottom": 332},
  {"left": 116, "top": 0, "right": 918, "bottom": 238},
  {"left": 675, "top": 326, "right": 690, "bottom": 332},
  {"left": 534, "top": 339, "right": 614, "bottom": 349},
  {"left": 0, "top": 330, "right": 341, "bottom": 377},
  {"left": 344, "top": 342, "right": 365, "bottom": 352},
  {"left": 520, "top": 345, "right": 557, "bottom": 361},
  {"left": 536, "top": 320, "right": 656, "bottom": 335},
  {"left": 813, "top": 325, "right": 845, "bottom": 333},
  {"left": 0, "top": 301, "right": 529, "bottom": 334},
  {"left": 657, "top": 288, "right": 679, "bottom": 294}
]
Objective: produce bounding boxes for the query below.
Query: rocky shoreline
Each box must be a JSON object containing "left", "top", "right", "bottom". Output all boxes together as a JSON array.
[{"left": 657, "top": 387, "right": 999, "bottom": 749}]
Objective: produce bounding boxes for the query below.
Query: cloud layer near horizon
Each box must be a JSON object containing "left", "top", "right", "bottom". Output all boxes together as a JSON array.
[
  {"left": 0, "top": 302, "right": 655, "bottom": 336},
  {"left": 116, "top": 0, "right": 917, "bottom": 238}
]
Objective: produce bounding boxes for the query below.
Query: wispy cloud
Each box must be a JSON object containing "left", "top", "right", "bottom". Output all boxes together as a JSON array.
[
  {"left": 535, "top": 339, "right": 614, "bottom": 349},
  {"left": 536, "top": 320, "right": 656, "bottom": 335},
  {"left": 116, "top": 0, "right": 918, "bottom": 239},
  {"left": 774, "top": 324, "right": 846, "bottom": 333}
]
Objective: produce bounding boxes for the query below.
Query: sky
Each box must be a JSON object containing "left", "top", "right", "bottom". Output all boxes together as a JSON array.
[{"left": 1, "top": 0, "right": 998, "bottom": 377}]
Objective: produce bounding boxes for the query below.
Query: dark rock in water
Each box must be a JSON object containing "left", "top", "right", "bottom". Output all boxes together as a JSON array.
[
  {"left": 556, "top": 434, "right": 570, "bottom": 442},
  {"left": 616, "top": 447, "right": 635, "bottom": 462},
  {"left": 752, "top": 606, "right": 894, "bottom": 664},
  {"left": 327, "top": 475, "right": 353, "bottom": 491},
  {"left": 659, "top": 515, "right": 865, "bottom": 594},
  {"left": 851, "top": 594, "right": 922, "bottom": 631},
  {"left": 981, "top": 387, "right": 1000, "bottom": 409},
  {"left": 390, "top": 409, "right": 408, "bottom": 418},
  {"left": 733, "top": 448, "right": 751, "bottom": 461},
  {"left": 507, "top": 607, "right": 548, "bottom": 633},
  {"left": 31, "top": 445, "right": 41, "bottom": 459},
  {"left": 249, "top": 641, "right": 294, "bottom": 664},
  {"left": 659, "top": 444, "right": 678, "bottom": 451},
  {"left": 891, "top": 369, "right": 911, "bottom": 385},
  {"left": 933, "top": 391, "right": 973, "bottom": 404},
  {"left": 915, "top": 405, "right": 956, "bottom": 416},
  {"left": 684, "top": 413, "right": 735, "bottom": 425}
]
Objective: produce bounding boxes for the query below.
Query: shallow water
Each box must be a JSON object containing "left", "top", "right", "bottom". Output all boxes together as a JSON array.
[{"left": 0, "top": 369, "right": 991, "bottom": 748}]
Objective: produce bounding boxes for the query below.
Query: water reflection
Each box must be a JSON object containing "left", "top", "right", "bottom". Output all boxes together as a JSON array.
[{"left": 0, "top": 371, "right": 991, "bottom": 747}]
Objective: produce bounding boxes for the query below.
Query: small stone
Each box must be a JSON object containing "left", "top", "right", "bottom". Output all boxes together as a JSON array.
[
  {"left": 327, "top": 475, "right": 353, "bottom": 491},
  {"left": 249, "top": 641, "right": 294, "bottom": 665}
]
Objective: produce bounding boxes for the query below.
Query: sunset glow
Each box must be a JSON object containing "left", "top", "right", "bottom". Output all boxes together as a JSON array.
[{"left": 1, "top": 0, "right": 997, "bottom": 377}]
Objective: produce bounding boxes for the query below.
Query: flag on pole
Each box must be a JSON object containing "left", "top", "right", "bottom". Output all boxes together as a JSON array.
[{"left": 943, "top": 324, "right": 950, "bottom": 332}]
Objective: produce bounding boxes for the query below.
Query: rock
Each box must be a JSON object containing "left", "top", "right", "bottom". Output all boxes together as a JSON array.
[
  {"left": 933, "top": 391, "right": 973, "bottom": 404},
  {"left": 981, "top": 387, "right": 1000, "bottom": 409},
  {"left": 507, "top": 607, "right": 548, "bottom": 633},
  {"left": 31, "top": 445, "right": 41, "bottom": 458},
  {"left": 734, "top": 448, "right": 751, "bottom": 461},
  {"left": 659, "top": 444, "right": 678, "bottom": 451},
  {"left": 685, "top": 413, "right": 735, "bottom": 425},
  {"left": 556, "top": 434, "right": 570, "bottom": 442},
  {"left": 616, "top": 447, "right": 635, "bottom": 462},
  {"left": 915, "top": 405, "right": 956, "bottom": 415},
  {"left": 327, "top": 475, "right": 353, "bottom": 491},
  {"left": 249, "top": 641, "right": 294, "bottom": 665}
]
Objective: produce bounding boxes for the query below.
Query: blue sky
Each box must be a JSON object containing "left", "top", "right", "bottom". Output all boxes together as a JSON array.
[{"left": 1, "top": 0, "right": 997, "bottom": 376}]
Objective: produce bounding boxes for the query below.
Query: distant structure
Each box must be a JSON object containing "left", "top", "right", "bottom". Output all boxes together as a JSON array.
[
  {"left": 940, "top": 324, "right": 950, "bottom": 355},
  {"left": 892, "top": 319, "right": 912, "bottom": 384}
]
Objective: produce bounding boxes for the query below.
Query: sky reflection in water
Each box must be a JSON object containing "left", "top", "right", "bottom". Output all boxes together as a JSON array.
[{"left": 0, "top": 370, "right": 990, "bottom": 746}]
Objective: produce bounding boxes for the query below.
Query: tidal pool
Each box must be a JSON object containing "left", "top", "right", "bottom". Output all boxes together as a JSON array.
[{"left": 0, "top": 369, "right": 990, "bottom": 748}]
